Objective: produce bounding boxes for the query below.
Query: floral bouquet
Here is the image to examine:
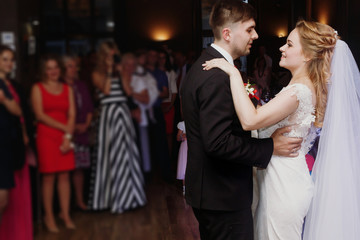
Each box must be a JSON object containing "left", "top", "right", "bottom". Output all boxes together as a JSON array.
[{"left": 244, "top": 80, "right": 259, "bottom": 100}]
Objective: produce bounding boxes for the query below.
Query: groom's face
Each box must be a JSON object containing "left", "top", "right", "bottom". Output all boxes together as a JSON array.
[{"left": 229, "top": 19, "right": 258, "bottom": 58}]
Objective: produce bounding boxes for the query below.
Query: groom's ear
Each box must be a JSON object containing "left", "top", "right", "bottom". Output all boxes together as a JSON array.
[{"left": 222, "top": 27, "right": 231, "bottom": 41}]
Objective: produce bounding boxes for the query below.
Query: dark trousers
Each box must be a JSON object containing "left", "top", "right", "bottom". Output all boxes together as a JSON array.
[
  {"left": 149, "top": 106, "right": 171, "bottom": 181},
  {"left": 192, "top": 207, "right": 254, "bottom": 240}
]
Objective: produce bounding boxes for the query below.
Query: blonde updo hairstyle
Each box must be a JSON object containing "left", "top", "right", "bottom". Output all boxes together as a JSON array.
[{"left": 296, "top": 20, "right": 339, "bottom": 127}]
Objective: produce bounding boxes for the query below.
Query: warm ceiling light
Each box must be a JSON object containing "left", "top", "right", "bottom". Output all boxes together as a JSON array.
[
  {"left": 277, "top": 29, "right": 287, "bottom": 38},
  {"left": 318, "top": 12, "right": 328, "bottom": 24},
  {"left": 151, "top": 28, "right": 172, "bottom": 41}
]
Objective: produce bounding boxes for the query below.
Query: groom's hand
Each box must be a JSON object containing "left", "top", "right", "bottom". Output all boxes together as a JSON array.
[{"left": 271, "top": 126, "right": 302, "bottom": 157}]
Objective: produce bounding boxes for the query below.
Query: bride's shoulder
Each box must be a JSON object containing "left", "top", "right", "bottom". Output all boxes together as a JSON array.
[
  {"left": 284, "top": 82, "right": 311, "bottom": 90},
  {"left": 280, "top": 82, "right": 315, "bottom": 106},
  {"left": 281, "top": 82, "right": 314, "bottom": 95}
]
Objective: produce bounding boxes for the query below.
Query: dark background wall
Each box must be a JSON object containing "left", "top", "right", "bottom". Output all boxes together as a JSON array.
[
  {"left": 114, "top": 0, "right": 202, "bottom": 53},
  {"left": 348, "top": 0, "right": 360, "bottom": 65},
  {"left": 0, "top": 0, "right": 20, "bottom": 77}
]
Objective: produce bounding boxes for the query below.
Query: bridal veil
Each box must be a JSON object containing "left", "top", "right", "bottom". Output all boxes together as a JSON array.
[{"left": 303, "top": 40, "right": 360, "bottom": 239}]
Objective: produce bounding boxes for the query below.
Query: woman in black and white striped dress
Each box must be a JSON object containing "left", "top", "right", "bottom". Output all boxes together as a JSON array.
[{"left": 88, "top": 41, "right": 146, "bottom": 213}]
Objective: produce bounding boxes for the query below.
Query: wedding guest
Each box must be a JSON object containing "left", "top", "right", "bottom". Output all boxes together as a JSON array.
[
  {"left": 172, "top": 50, "right": 192, "bottom": 161},
  {"left": 88, "top": 41, "right": 146, "bottom": 213},
  {"left": 0, "top": 45, "right": 32, "bottom": 240},
  {"left": 254, "top": 46, "right": 272, "bottom": 71},
  {"left": 135, "top": 49, "right": 148, "bottom": 69},
  {"left": 145, "top": 49, "right": 171, "bottom": 181},
  {"left": 31, "top": 54, "right": 76, "bottom": 232},
  {"left": 2, "top": 78, "right": 33, "bottom": 240},
  {"left": 117, "top": 53, "right": 142, "bottom": 124},
  {"left": 63, "top": 55, "right": 93, "bottom": 210},
  {"left": 253, "top": 54, "right": 272, "bottom": 100},
  {"left": 158, "top": 50, "right": 178, "bottom": 157},
  {"left": 120, "top": 53, "right": 159, "bottom": 174},
  {"left": 0, "top": 45, "right": 20, "bottom": 223},
  {"left": 134, "top": 50, "right": 160, "bottom": 173},
  {"left": 173, "top": 50, "right": 192, "bottom": 91}
]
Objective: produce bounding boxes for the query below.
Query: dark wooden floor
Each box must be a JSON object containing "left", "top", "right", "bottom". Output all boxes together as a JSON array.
[{"left": 34, "top": 178, "right": 200, "bottom": 240}]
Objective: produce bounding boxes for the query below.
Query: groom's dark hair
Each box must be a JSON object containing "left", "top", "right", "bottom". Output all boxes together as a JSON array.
[{"left": 209, "top": 0, "right": 257, "bottom": 40}]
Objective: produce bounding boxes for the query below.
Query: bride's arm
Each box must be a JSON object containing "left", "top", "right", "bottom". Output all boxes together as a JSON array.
[{"left": 203, "top": 59, "right": 299, "bottom": 130}]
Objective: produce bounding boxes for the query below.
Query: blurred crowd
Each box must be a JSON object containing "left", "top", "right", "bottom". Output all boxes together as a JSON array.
[
  {"left": 0, "top": 39, "right": 290, "bottom": 238},
  {"left": 0, "top": 41, "right": 197, "bottom": 238}
]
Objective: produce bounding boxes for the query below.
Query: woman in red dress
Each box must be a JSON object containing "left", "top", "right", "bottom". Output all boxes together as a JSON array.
[{"left": 31, "top": 55, "right": 76, "bottom": 232}]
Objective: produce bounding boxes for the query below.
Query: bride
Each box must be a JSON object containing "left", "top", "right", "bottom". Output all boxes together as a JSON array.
[{"left": 203, "top": 20, "right": 360, "bottom": 239}]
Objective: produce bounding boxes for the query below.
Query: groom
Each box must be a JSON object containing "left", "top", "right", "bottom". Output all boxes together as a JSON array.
[{"left": 181, "top": 0, "right": 302, "bottom": 239}]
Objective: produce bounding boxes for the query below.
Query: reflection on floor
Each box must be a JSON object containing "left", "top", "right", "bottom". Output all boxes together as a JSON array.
[{"left": 34, "top": 178, "right": 200, "bottom": 240}]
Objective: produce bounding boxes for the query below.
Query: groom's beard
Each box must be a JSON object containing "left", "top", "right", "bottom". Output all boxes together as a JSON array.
[{"left": 232, "top": 44, "right": 252, "bottom": 59}]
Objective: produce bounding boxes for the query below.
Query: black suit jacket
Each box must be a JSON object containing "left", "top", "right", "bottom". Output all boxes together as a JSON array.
[{"left": 180, "top": 46, "right": 274, "bottom": 211}]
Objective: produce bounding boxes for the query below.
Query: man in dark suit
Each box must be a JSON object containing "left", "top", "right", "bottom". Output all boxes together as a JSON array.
[{"left": 180, "top": 1, "right": 302, "bottom": 239}]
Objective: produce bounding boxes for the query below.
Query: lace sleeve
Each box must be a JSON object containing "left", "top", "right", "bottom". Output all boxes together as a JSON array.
[
  {"left": 285, "top": 84, "right": 316, "bottom": 126},
  {"left": 278, "top": 84, "right": 316, "bottom": 141}
]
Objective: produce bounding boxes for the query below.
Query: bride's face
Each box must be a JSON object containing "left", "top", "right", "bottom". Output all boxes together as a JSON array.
[{"left": 279, "top": 29, "right": 306, "bottom": 72}]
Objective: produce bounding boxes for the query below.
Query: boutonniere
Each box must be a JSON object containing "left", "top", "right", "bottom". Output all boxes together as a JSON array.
[{"left": 244, "top": 80, "right": 259, "bottom": 100}]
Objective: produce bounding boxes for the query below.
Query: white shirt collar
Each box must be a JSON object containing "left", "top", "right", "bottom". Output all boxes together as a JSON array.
[{"left": 211, "top": 43, "right": 234, "bottom": 66}]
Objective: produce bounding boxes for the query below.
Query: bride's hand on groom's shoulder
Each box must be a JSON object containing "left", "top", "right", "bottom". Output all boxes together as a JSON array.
[
  {"left": 202, "top": 58, "right": 239, "bottom": 77},
  {"left": 271, "top": 126, "right": 302, "bottom": 158}
]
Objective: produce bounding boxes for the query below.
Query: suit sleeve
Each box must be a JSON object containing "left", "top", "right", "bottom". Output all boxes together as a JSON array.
[{"left": 198, "top": 70, "right": 273, "bottom": 168}]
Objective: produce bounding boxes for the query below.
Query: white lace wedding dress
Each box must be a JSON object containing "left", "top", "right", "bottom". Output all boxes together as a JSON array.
[{"left": 254, "top": 83, "right": 316, "bottom": 240}]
